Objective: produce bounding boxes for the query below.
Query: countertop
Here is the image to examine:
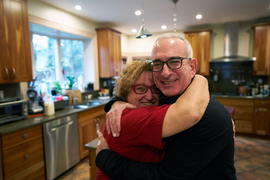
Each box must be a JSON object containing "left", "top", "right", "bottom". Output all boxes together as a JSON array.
[
  {"left": 0, "top": 98, "right": 110, "bottom": 136},
  {"left": 211, "top": 94, "right": 270, "bottom": 100}
]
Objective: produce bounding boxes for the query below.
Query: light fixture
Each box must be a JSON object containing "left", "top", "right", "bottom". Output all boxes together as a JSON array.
[
  {"left": 75, "top": 5, "right": 82, "bottom": 10},
  {"left": 135, "top": 10, "right": 141, "bottom": 16},
  {"left": 136, "top": 0, "right": 152, "bottom": 39},
  {"left": 161, "top": 25, "right": 167, "bottom": 30},
  {"left": 171, "top": 0, "right": 179, "bottom": 32},
  {"left": 132, "top": 29, "right": 137, "bottom": 33},
  {"left": 196, "top": 14, "right": 202, "bottom": 19}
]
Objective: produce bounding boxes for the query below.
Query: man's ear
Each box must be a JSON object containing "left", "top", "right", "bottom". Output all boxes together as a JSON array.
[{"left": 189, "top": 58, "right": 197, "bottom": 76}]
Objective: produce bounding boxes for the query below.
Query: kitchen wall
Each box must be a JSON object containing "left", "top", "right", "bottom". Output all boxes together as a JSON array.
[{"left": 12, "top": 0, "right": 269, "bottom": 98}]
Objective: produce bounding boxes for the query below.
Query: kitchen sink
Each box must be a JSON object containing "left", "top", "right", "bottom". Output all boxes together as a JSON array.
[{"left": 72, "top": 101, "right": 102, "bottom": 109}]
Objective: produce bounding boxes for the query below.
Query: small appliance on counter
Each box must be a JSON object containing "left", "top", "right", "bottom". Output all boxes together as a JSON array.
[
  {"left": 0, "top": 98, "right": 28, "bottom": 125},
  {"left": 27, "top": 88, "right": 43, "bottom": 114}
]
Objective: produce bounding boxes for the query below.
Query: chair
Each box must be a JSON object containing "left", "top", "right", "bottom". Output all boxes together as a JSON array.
[{"left": 224, "top": 105, "right": 235, "bottom": 118}]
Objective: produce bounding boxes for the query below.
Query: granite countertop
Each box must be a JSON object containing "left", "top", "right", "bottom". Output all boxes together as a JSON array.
[
  {"left": 0, "top": 98, "right": 110, "bottom": 136},
  {"left": 211, "top": 94, "right": 270, "bottom": 100}
]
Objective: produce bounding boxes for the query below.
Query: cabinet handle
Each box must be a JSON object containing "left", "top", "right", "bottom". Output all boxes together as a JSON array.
[
  {"left": 25, "top": 154, "right": 29, "bottom": 159},
  {"left": 261, "top": 102, "right": 264, "bottom": 105},
  {"left": 239, "top": 112, "right": 244, "bottom": 114},
  {"left": 4, "top": 68, "right": 8, "bottom": 79},
  {"left": 255, "top": 108, "right": 257, "bottom": 112},
  {"left": 12, "top": 68, "right": 16, "bottom": 79},
  {"left": 23, "top": 134, "right": 28, "bottom": 138}
]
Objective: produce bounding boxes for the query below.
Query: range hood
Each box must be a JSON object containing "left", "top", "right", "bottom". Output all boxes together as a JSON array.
[{"left": 210, "top": 22, "right": 256, "bottom": 62}]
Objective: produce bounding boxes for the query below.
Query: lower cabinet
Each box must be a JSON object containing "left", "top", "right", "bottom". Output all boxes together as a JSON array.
[
  {"left": 254, "top": 100, "right": 270, "bottom": 135},
  {"left": 78, "top": 105, "right": 106, "bottom": 160},
  {"left": 215, "top": 98, "right": 254, "bottom": 134},
  {"left": 1, "top": 125, "right": 45, "bottom": 179}
]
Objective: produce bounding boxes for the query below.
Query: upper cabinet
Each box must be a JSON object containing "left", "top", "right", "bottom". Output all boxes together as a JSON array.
[
  {"left": 252, "top": 23, "right": 270, "bottom": 76},
  {"left": 96, "top": 27, "right": 122, "bottom": 78},
  {"left": 0, "top": 0, "right": 32, "bottom": 83},
  {"left": 184, "top": 30, "right": 211, "bottom": 76}
]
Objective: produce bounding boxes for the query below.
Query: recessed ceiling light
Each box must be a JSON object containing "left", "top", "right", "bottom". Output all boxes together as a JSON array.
[
  {"left": 75, "top": 5, "right": 82, "bottom": 10},
  {"left": 132, "top": 29, "right": 137, "bottom": 33},
  {"left": 135, "top": 10, "right": 141, "bottom": 16},
  {"left": 196, "top": 14, "right": 202, "bottom": 19},
  {"left": 161, "top": 25, "right": 167, "bottom": 30}
]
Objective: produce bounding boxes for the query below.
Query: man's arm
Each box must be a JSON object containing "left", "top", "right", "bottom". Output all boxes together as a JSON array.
[{"left": 162, "top": 75, "right": 209, "bottom": 137}]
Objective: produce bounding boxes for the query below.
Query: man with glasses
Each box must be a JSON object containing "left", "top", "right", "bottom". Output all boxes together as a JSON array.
[{"left": 96, "top": 33, "right": 236, "bottom": 180}]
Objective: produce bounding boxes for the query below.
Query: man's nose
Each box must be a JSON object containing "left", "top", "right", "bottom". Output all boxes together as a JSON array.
[{"left": 161, "top": 63, "right": 172, "bottom": 78}]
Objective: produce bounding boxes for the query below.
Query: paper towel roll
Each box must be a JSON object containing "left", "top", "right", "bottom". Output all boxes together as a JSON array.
[{"left": 78, "top": 75, "right": 84, "bottom": 92}]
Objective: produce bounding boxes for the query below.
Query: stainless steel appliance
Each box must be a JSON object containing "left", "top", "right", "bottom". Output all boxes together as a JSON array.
[
  {"left": 43, "top": 114, "right": 80, "bottom": 180},
  {"left": 27, "top": 88, "right": 43, "bottom": 113},
  {"left": 0, "top": 99, "right": 28, "bottom": 125}
]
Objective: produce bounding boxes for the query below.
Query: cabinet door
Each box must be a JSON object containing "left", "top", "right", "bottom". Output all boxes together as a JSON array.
[
  {"left": 254, "top": 107, "right": 270, "bottom": 135},
  {"left": 196, "top": 32, "right": 210, "bottom": 76},
  {"left": 185, "top": 31, "right": 210, "bottom": 76},
  {"left": 113, "top": 31, "right": 122, "bottom": 76},
  {"left": 0, "top": 0, "right": 32, "bottom": 83},
  {"left": 0, "top": 0, "right": 11, "bottom": 83},
  {"left": 253, "top": 25, "right": 270, "bottom": 76},
  {"left": 78, "top": 118, "right": 96, "bottom": 160},
  {"left": 254, "top": 100, "right": 270, "bottom": 135},
  {"left": 7, "top": 0, "right": 32, "bottom": 82}
]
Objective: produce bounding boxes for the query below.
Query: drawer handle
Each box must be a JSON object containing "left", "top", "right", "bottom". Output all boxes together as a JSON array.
[
  {"left": 25, "top": 154, "right": 29, "bottom": 159},
  {"left": 239, "top": 112, "right": 244, "bottom": 114},
  {"left": 23, "top": 134, "right": 28, "bottom": 138},
  {"left": 4, "top": 68, "right": 8, "bottom": 79},
  {"left": 261, "top": 102, "right": 264, "bottom": 105},
  {"left": 12, "top": 68, "right": 16, "bottom": 79}
]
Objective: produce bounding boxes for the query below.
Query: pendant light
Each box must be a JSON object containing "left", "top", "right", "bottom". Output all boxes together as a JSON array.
[
  {"left": 172, "top": 0, "right": 179, "bottom": 32},
  {"left": 136, "top": 0, "right": 152, "bottom": 38}
]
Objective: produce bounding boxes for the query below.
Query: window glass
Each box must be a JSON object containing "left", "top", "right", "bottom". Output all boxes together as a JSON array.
[
  {"left": 32, "top": 34, "right": 56, "bottom": 85},
  {"left": 61, "top": 39, "right": 84, "bottom": 83},
  {"left": 31, "top": 34, "right": 85, "bottom": 91}
]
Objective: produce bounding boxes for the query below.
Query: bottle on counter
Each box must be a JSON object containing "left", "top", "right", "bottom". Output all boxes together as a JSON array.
[{"left": 44, "top": 96, "right": 55, "bottom": 116}]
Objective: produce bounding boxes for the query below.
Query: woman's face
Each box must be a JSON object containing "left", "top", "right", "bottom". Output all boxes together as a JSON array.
[{"left": 127, "top": 71, "right": 160, "bottom": 107}]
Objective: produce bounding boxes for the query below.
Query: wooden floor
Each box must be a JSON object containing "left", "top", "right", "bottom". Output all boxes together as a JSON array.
[{"left": 56, "top": 135, "right": 270, "bottom": 180}]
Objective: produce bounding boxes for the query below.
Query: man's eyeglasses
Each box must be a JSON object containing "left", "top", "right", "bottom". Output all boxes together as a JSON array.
[
  {"left": 148, "top": 57, "right": 191, "bottom": 72},
  {"left": 132, "top": 84, "right": 161, "bottom": 94}
]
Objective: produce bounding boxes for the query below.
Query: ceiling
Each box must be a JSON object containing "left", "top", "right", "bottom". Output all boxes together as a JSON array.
[{"left": 39, "top": 0, "right": 270, "bottom": 35}]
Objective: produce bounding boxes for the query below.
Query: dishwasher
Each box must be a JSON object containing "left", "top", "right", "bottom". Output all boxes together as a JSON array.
[{"left": 43, "top": 114, "right": 80, "bottom": 180}]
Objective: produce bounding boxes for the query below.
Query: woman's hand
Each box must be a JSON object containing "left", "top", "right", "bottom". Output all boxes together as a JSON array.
[
  {"left": 96, "top": 132, "right": 110, "bottom": 155},
  {"left": 106, "top": 101, "right": 137, "bottom": 137}
]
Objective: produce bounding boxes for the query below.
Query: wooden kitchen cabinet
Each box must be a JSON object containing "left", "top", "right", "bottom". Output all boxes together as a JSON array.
[
  {"left": 0, "top": 125, "right": 45, "bottom": 180},
  {"left": 252, "top": 23, "right": 270, "bottom": 76},
  {"left": 254, "top": 100, "right": 270, "bottom": 135},
  {"left": 0, "top": 0, "right": 32, "bottom": 83},
  {"left": 184, "top": 30, "right": 211, "bottom": 76},
  {"left": 215, "top": 98, "right": 254, "bottom": 134},
  {"left": 78, "top": 105, "right": 106, "bottom": 159},
  {"left": 96, "top": 27, "right": 122, "bottom": 78}
]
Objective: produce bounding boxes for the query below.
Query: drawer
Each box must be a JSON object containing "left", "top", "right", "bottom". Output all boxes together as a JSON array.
[
  {"left": 3, "top": 137, "right": 44, "bottom": 179},
  {"left": 6, "top": 161, "right": 45, "bottom": 180},
  {"left": 234, "top": 106, "right": 254, "bottom": 120},
  {"left": 78, "top": 105, "right": 105, "bottom": 123},
  {"left": 215, "top": 98, "right": 253, "bottom": 107},
  {"left": 235, "top": 120, "right": 253, "bottom": 133},
  {"left": 254, "top": 100, "right": 270, "bottom": 108},
  {"left": 2, "top": 125, "right": 42, "bottom": 150}
]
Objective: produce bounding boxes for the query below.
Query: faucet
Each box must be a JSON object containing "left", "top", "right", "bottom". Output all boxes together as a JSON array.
[{"left": 72, "top": 82, "right": 84, "bottom": 105}]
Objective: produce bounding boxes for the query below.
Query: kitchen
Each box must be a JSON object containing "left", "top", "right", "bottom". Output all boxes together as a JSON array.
[{"left": 0, "top": 0, "right": 270, "bottom": 179}]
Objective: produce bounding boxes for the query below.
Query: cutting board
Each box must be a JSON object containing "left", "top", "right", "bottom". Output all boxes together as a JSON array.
[{"left": 64, "top": 89, "right": 82, "bottom": 104}]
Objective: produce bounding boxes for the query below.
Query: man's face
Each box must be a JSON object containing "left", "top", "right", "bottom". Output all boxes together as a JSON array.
[
  {"left": 151, "top": 38, "right": 197, "bottom": 97},
  {"left": 127, "top": 71, "right": 160, "bottom": 107}
]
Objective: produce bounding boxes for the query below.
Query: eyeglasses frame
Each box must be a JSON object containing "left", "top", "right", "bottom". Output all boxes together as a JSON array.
[
  {"left": 148, "top": 57, "right": 192, "bottom": 72},
  {"left": 131, "top": 84, "right": 161, "bottom": 94}
]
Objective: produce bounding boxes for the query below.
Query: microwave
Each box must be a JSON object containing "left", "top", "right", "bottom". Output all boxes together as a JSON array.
[{"left": 0, "top": 100, "right": 28, "bottom": 125}]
